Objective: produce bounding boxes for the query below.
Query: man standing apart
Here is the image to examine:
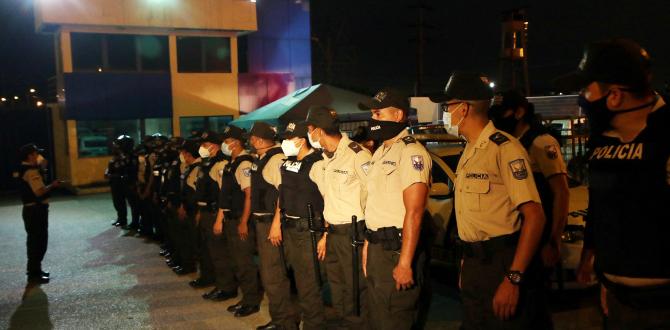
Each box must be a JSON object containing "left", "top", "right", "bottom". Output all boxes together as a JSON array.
[
  {"left": 358, "top": 88, "right": 432, "bottom": 330},
  {"left": 431, "top": 72, "right": 548, "bottom": 328}
]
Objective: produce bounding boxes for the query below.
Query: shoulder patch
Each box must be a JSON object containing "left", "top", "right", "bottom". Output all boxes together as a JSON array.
[
  {"left": 402, "top": 136, "right": 416, "bottom": 145},
  {"left": 544, "top": 145, "right": 559, "bottom": 160},
  {"left": 411, "top": 155, "right": 424, "bottom": 171},
  {"left": 348, "top": 142, "right": 363, "bottom": 153},
  {"left": 242, "top": 168, "right": 251, "bottom": 177},
  {"left": 489, "top": 132, "right": 510, "bottom": 145},
  {"left": 508, "top": 159, "right": 529, "bottom": 180}
]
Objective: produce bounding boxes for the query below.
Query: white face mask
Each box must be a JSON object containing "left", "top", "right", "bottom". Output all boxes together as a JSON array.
[
  {"left": 444, "top": 103, "right": 465, "bottom": 137},
  {"left": 221, "top": 141, "right": 233, "bottom": 156},
  {"left": 308, "top": 129, "right": 322, "bottom": 150},
  {"left": 281, "top": 139, "right": 303, "bottom": 157},
  {"left": 179, "top": 153, "right": 186, "bottom": 163},
  {"left": 198, "top": 146, "right": 210, "bottom": 159}
]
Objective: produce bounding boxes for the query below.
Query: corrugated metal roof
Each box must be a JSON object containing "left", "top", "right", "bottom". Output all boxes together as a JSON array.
[{"left": 528, "top": 95, "right": 583, "bottom": 119}]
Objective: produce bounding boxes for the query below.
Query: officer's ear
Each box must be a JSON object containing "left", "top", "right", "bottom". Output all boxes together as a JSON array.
[{"left": 608, "top": 86, "right": 626, "bottom": 108}]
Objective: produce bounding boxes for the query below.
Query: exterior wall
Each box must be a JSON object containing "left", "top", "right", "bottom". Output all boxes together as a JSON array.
[
  {"left": 169, "top": 34, "right": 240, "bottom": 135},
  {"left": 35, "top": 0, "right": 257, "bottom": 33}
]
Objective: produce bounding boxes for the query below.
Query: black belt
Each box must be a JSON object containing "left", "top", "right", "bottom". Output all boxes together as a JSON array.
[
  {"left": 462, "top": 231, "right": 520, "bottom": 259},
  {"left": 282, "top": 216, "right": 325, "bottom": 232},
  {"left": 197, "top": 202, "right": 217, "bottom": 213},
  {"left": 329, "top": 221, "right": 366, "bottom": 236},
  {"left": 252, "top": 214, "right": 274, "bottom": 223}
]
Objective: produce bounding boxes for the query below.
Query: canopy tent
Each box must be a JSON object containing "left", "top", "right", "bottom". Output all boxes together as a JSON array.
[{"left": 229, "top": 84, "right": 371, "bottom": 130}]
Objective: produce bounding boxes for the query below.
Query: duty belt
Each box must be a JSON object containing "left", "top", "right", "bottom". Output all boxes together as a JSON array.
[
  {"left": 196, "top": 202, "right": 217, "bottom": 212},
  {"left": 282, "top": 216, "right": 325, "bottom": 232},
  {"left": 462, "top": 231, "right": 520, "bottom": 259},
  {"left": 252, "top": 213, "right": 274, "bottom": 223},
  {"left": 329, "top": 221, "right": 366, "bottom": 236}
]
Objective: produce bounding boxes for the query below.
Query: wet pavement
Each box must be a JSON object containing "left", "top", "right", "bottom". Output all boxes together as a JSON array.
[{"left": 0, "top": 193, "right": 603, "bottom": 329}]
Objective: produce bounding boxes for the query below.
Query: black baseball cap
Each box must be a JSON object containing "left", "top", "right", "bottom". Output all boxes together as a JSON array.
[
  {"left": 221, "top": 125, "right": 246, "bottom": 143},
  {"left": 181, "top": 139, "right": 200, "bottom": 158},
  {"left": 305, "top": 105, "right": 339, "bottom": 131},
  {"left": 430, "top": 71, "right": 494, "bottom": 103},
  {"left": 200, "top": 130, "right": 222, "bottom": 145},
  {"left": 281, "top": 121, "right": 309, "bottom": 139},
  {"left": 554, "top": 38, "right": 652, "bottom": 92},
  {"left": 19, "top": 143, "right": 44, "bottom": 160},
  {"left": 490, "top": 90, "right": 529, "bottom": 112},
  {"left": 249, "top": 121, "right": 277, "bottom": 140},
  {"left": 358, "top": 88, "right": 411, "bottom": 112}
]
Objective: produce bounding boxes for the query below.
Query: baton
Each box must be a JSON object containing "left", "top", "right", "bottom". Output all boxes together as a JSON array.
[
  {"left": 351, "top": 215, "right": 364, "bottom": 317},
  {"left": 307, "top": 203, "right": 323, "bottom": 288}
]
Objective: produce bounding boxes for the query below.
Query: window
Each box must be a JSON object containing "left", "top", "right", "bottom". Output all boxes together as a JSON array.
[
  {"left": 76, "top": 118, "right": 172, "bottom": 158},
  {"left": 70, "top": 33, "right": 169, "bottom": 73},
  {"left": 177, "top": 37, "right": 232, "bottom": 73},
  {"left": 179, "top": 116, "right": 234, "bottom": 137}
]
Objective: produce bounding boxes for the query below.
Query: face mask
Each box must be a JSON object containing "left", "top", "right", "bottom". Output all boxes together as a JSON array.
[
  {"left": 198, "top": 146, "right": 210, "bottom": 159},
  {"left": 491, "top": 112, "right": 519, "bottom": 135},
  {"left": 221, "top": 141, "right": 233, "bottom": 156},
  {"left": 308, "top": 129, "right": 322, "bottom": 150},
  {"left": 281, "top": 139, "right": 302, "bottom": 157},
  {"left": 179, "top": 153, "right": 186, "bottom": 163},
  {"left": 443, "top": 103, "right": 465, "bottom": 137},
  {"left": 368, "top": 119, "right": 407, "bottom": 142},
  {"left": 578, "top": 92, "right": 613, "bottom": 135}
]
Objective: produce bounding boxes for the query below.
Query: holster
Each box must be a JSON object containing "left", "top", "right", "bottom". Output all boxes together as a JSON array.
[{"left": 366, "top": 226, "right": 402, "bottom": 251}]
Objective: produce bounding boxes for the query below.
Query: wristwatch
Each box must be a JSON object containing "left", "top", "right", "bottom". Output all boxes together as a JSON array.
[{"left": 506, "top": 270, "right": 523, "bottom": 285}]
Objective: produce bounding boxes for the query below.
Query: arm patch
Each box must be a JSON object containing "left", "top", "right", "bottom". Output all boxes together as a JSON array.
[
  {"left": 348, "top": 142, "right": 363, "bottom": 153},
  {"left": 402, "top": 136, "right": 416, "bottom": 145},
  {"left": 489, "top": 132, "right": 510, "bottom": 145}
]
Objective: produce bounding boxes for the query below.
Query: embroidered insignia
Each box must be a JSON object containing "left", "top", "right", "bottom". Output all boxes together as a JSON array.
[
  {"left": 283, "top": 160, "right": 302, "bottom": 173},
  {"left": 286, "top": 122, "right": 296, "bottom": 132},
  {"left": 251, "top": 164, "right": 258, "bottom": 171},
  {"left": 545, "top": 145, "right": 558, "bottom": 160},
  {"left": 509, "top": 159, "right": 528, "bottom": 180},
  {"left": 360, "top": 161, "right": 371, "bottom": 175},
  {"left": 243, "top": 168, "right": 252, "bottom": 177},
  {"left": 374, "top": 91, "right": 387, "bottom": 102},
  {"left": 489, "top": 132, "right": 510, "bottom": 145},
  {"left": 411, "top": 155, "right": 424, "bottom": 171}
]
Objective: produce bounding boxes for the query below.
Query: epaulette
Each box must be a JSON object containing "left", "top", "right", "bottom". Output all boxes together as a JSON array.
[
  {"left": 489, "top": 132, "right": 510, "bottom": 145},
  {"left": 402, "top": 136, "right": 417, "bottom": 145},
  {"left": 348, "top": 142, "right": 363, "bottom": 153}
]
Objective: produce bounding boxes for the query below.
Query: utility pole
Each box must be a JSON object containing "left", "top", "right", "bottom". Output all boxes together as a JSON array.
[
  {"left": 499, "top": 7, "right": 530, "bottom": 96},
  {"left": 409, "top": 1, "right": 434, "bottom": 96}
]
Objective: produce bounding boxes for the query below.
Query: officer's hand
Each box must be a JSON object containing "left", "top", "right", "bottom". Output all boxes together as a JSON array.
[
  {"left": 362, "top": 240, "right": 368, "bottom": 277},
  {"left": 213, "top": 219, "right": 223, "bottom": 236},
  {"left": 576, "top": 256, "right": 594, "bottom": 284},
  {"left": 317, "top": 235, "right": 327, "bottom": 261},
  {"left": 600, "top": 284, "right": 609, "bottom": 316},
  {"left": 492, "top": 278, "right": 519, "bottom": 321},
  {"left": 177, "top": 207, "right": 186, "bottom": 221},
  {"left": 393, "top": 263, "right": 414, "bottom": 290},
  {"left": 541, "top": 241, "right": 561, "bottom": 267},
  {"left": 238, "top": 222, "right": 249, "bottom": 241},
  {"left": 268, "top": 222, "right": 282, "bottom": 247}
]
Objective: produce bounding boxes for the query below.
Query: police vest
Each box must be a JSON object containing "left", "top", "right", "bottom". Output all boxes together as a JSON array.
[
  {"left": 587, "top": 103, "right": 670, "bottom": 278},
  {"left": 279, "top": 151, "right": 324, "bottom": 219},
  {"left": 180, "top": 163, "right": 199, "bottom": 213},
  {"left": 194, "top": 152, "right": 225, "bottom": 208},
  {"left": 219, "top": 154, "right": 254, "bottom": 218},
  {"left": 519, "top": 122, "right": 554, "bottom": 245},
  {"left": 17, "top": 164, "right": 49, "bottom": 205},
  {"left": 250, "top": 147, "right": 283, "bottom": 214},
  {"left": 160, "top": 159, "right": 182, "bottom": 205}
]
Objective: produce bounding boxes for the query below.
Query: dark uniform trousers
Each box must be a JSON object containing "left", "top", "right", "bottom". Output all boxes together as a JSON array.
[
  {"left": 460, "top": 233, "right": 551, "bottom": 329},
  {"left": 164, "top": 205, "right": 180, "bottom": 260},
  {"left": 174, "top": 210, "right": 197, "bottom": 270},
  {"left": 110, "top": 179, "right": 138, "bottom": 225},
  {"left": 22, "top": 204, "right": 49, "bottom": 273},
  {"left": 200, "top": 209, "right": 238, "bottom": 291},
  {"left": 283, "top": 221, "right": 326, "bottom": 330},
  {"left": 604, "top": 281, "right": 670, "bottom": 329},
  {"left": 366, "top": 242, "right": 427, "bottom": 330},
  {"left": 326, "top": 223, "right": 368, "bottom": 323},
  {"left": 223, "top": 216, "right": 263, "bottom": 306},
  {"left": 196, "top": 209, "right": 216, "bottom": 283},
  {"left": 152, "top": 198, "right": 167, "bottom": 242},
  {"left": 255, "top": 217, "right": 299, "bottom": 329}
]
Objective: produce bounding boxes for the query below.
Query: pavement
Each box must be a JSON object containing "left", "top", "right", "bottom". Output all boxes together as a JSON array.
[{"left": 0, "top": 193, "right": 604, "bottom": 329}]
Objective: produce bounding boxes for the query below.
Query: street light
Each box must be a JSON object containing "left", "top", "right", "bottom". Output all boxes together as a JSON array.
[
  {"left": 489, "top": 82, "right": 496, "bottom": 88},
  {"left": 1, "top": 97, "right": 6, "bottom": 102},
  {"left": 29, "top": 88, "right": 36, "bottom": 93},
  {"left": 13, "top": 96, "right": 19, "bottom": 100},
  {"left": 36, "top": 101, "right": 44, "bottom": 107}
]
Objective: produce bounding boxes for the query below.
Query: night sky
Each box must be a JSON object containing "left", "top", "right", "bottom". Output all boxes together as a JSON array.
[{"left": 1, "top": 0, "right": 669, "bottom": 99}]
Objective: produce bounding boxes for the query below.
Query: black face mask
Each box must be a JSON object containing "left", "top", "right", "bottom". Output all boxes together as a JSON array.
[
  {"left": 492, "top": 113, "right": 519, "bottom": 134},
  {"left": 578, "top": 92, "right": 613, "bottom": 136},
  {"left": 368, "top": 119, "right": 407, "bottom": 142}
]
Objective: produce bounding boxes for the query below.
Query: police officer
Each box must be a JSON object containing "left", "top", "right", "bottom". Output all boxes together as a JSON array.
[
  {"left": 306, "top": 105, "right": 371, "bottom": 326},
  {"left": 273, "top": 120, "right": 326, "bottom": 329},
  {"left": 16, "top": 143, "right": 60, "bottom": 283},
  {"left": 160, "top": 137, "right": 187, "bottom": 273},
  {"left": 174, "top": 139, "right": 201, "bottom": 275},
  {"left": 489, "top": 91, "right": 570, "bottom": 271},
  {"left": 357, "top": 88, "right": 432, "bottom": 330},
  {"left": 216, "top": 125, "right": 262, "bottom": 317},
  {"left": 107, "top": 135, "right": 139, "bottom": 228},
  {"left": 248, "top": 122, "right": 296, "bottom": 330},
  {"left": 431, "top": 71, "right": 548, "bottom": 328},
  {"left": 194, "top": 131, "right": 239, "bottom": 300},
  {"left": 136, "top": 136, "right": 155, "bottom": 237},
  {"left": 556, "top": 39, "right": 670, "bottom": 328}
]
